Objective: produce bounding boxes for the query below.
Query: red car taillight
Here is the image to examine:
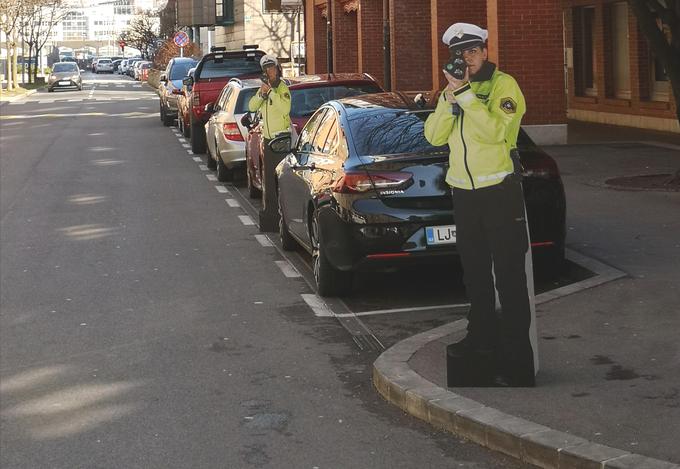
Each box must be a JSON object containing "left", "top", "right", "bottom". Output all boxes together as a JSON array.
[
  {"left": 332, "top": 171, "right": 413, "bottom": 194},
  {"left": 191, "top": 91, "right": 200, "bottom": 107},
  {"left": 223, "top": 122, "right": 244, "bottom": 141}
]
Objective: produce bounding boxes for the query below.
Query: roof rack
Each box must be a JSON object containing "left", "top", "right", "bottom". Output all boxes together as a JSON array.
[
  {"left": 243, "top": 44, "right": 259, "bottom": 50},
  {"left": 210, "top": 46, "right": 226, "bottom": 52}
]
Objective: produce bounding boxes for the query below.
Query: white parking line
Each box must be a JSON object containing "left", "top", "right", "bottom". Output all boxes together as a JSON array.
[
  {"left": 301, "top": 294, "right": 334, "bottom": 318},
  {"left": 192, "top": 157, "right": 202, "bottom": 162},
  {"left": 187, "top": 150, "right": 194, "bottom": 155},
  {"left": 178, "top": 138, "right": 187, "bottom": 143},
  {"left": 225, "top": 198, "right": 240, "bottom": 208},
  {"left": 215, "top": 185, "right": 229, "bottom": 193},
  {"left": 254, "top": 234, "right": 273, "bottom": 247},
  {"left": 182, "top": 144, "right": 191, "bottom": 148},
  {"left": 199, "top": 164, "right": 208, "bottom": 171},
  {"left": 206, "top": 174, "right": 218, "bottom": 181},
  {"left": 238, "top": 215, "right": 255, "bottom": 226},
  {"left": 275, "top": 260, "right": 301, "bottom": 278}
]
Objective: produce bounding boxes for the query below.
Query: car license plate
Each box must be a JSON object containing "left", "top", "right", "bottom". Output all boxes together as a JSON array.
[
  {"left": 59, "top": 80, "right": 70, "bottom": 85},
  {"left": 425, "top": 225, "right": 456, "bottom": 245}
]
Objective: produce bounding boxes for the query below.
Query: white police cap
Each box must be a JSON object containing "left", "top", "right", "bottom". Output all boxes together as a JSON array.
[
  {"left": 260, "top": 54, "right": 278, "bottom": 69},
  {"left": 442, "top": 23, "right": 488, "bottom": 50}
]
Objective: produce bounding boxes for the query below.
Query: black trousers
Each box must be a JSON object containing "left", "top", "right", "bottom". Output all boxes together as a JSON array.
[
  {"left": 259, "top": 135, "right": 289, "bottom": 232},
  {"left": 452, "top": 176, "right": 534, "bottom": 377}
]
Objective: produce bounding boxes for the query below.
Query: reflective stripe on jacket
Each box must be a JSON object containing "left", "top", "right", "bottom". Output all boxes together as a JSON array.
[
  {"left": 248, "top": 81, "right": 292, "bottom": 140},
  {"left": 424, "top": 64, "right": 526, "bottom": 190}
]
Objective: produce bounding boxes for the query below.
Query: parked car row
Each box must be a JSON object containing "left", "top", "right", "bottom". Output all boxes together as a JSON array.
[{"left": 158, "top": 48, "right": 567, "bottom": 297}]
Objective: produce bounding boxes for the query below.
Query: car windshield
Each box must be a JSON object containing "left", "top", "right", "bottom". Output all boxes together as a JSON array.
[
  {"left": 291, "top": 84, "right": 382, "bottom": 118},
  {"left": 99, "top": 60, "right": 111, "bottom": 64},
  {"left": 170, "top": 60, "right": 197, "bottom": 80},
  {"left": 348, "top": 109, "right": 449, "bottom": 157},
  {"left": 235, "top": 88, "right": 258, "bottom": 114},
  {"left": 198, "top": 57, "right": 262, "bottom": 79},
  {"left": 53, "top": 63, "right": 78, "bottom": 73}
]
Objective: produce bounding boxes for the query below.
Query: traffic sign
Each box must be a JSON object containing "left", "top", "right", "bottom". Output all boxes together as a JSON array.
[{"left": 173, "top": 31, "right": 189, "bottom": 47}]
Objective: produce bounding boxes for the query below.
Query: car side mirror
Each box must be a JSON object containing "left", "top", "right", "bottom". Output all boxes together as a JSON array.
[
  {"left": 160, "top": 73, "right": 167, "bottom": 83},
  {"left": 204, "top": 102, "right": 215, "bottom": 113},
  {"left": 182, "top": 76, "right": 194, "bottom": 87},
  {"left": 268, "top": 134, "right": 292, "bottom": 154}
]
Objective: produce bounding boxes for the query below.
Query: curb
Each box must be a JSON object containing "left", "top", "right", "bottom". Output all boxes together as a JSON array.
[
  {"left": 0, "top": 88, "right": 39, "bottom": 105},
  {"left": 372, "top": 319, "right": 679, "bottom": 469}
]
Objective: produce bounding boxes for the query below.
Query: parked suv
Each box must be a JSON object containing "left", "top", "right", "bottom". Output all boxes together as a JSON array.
[
  {"left": 158, "top": 57, "right": 198, "bottom": 126},
  {"left": 244, "top": 73, "right": 382, "bottom": 197},
  {"left": 185, "top": 45, "right": 265, "bottom": 153}
]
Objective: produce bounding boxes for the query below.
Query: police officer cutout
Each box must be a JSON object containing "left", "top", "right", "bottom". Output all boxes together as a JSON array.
[
  {"left": 424, "top": 23, "right": 536, "bottom": 387},
  {"left": 248, "top": 54, "right": 292, "bottom": 232}
]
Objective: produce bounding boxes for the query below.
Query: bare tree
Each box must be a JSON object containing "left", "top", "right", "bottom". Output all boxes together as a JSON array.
[
  {"left": 20, "top": 0, "right": 66, "bottom": 83},
  {"left": 1, "top": 0, "right": 26, "bottom": 90},
  {"left": 628, "top": 0, "right": 680, "bottom": 186},
  {"left": 122, "top": 12, "right": 159, "bottom": 59}
]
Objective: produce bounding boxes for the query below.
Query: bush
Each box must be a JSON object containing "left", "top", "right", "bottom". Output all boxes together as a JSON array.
[{"left": 153, "top": 39, "right": 201, "bottom": 69}]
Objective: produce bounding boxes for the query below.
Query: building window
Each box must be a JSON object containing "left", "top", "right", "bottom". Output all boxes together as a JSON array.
[
  {"left": 605, "top": 2, "right": 631, "bottom": 99},
  {"left": 572, "top": 6, "right": 596, "bottom": 97},
  {"left": 216, "top": 0, "right": 234, "bottom": 25}
]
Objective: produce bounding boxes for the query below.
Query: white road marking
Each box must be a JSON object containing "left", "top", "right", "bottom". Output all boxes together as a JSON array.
[
  {"left": 337, "top": 303, "right": 471, "bottom": 318},
  {"left": 301, "top": 294, "right": 334, "bottom": 317},
  {"left": 187, "top": 150, "right": 194, "bottom": 155},
  {"left": 206, "top": 174, "right": 218, "bottom": 181},
  {"left": 199, "top": 164, "right": 208, "bottom": 171},
  {"left": 238, "top": 215, "right": 255, "bottom": 226},
  {"left": 192, "top": 157, "right": 202, "bottom": 162},
  {"left": 254, "top": 234, "right": 273, "bottom": 247},
  {"left": 275, "top": 260, "right": 301, "bottom": 278},
  {"left": 214, "top": 185, "right": 228, "bottom": 193},
  {"left": 225, "top": 198, "right": 240, "bottom": 208},
  {"left": 182, "top": 144, "right": 191, "bottom": 148},
  {"left": 178, "top": 138, "right": 187, "bottom": 143}
]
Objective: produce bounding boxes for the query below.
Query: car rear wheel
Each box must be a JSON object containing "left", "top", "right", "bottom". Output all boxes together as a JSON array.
[
  {"left": 279, "top": 191, "right": 296, "bottom": 251},
  {"left": 190, "top": 117, "right": 207, "bottom": 154},
  {"left": 180, "top": 114, "right": 190, "bottom": 138},
  {"left": 311, "top": 213, "right": 352, "bottom": 297},
  {"left": 206, "top": 143, "right": 217, "bottom": 170},
  {"left": 162, "top": 106, "right": 174, "bottom": 126},
  {"left": 215, "top": 151, "right": 232, "bottom": 182}
]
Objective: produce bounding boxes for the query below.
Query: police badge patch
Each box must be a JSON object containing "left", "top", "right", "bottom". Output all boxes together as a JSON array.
[{"left": 500, "top": 97, "right": 517, "bottom": 114}]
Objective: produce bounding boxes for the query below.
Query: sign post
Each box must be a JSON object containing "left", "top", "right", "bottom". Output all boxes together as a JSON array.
[{"left": 173, "top": 31, "right": 189, "bottom": 57}]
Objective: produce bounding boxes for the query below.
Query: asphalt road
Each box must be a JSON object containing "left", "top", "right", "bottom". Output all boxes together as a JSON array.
[{"left": 0, "top": 73, "right": 528, "bottom": 468}]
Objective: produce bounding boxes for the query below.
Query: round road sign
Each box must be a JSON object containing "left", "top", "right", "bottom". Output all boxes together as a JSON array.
[{"left": 173, "top": 31, "right": 189, "bottom": 47}]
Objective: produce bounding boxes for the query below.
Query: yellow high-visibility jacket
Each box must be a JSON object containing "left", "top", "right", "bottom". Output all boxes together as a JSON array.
[
  {"left": 248, "top": 81, "right": 292, "bottom": 140},
  {"left": 424, "top": 65, "right": 526, "bottom": 190}
]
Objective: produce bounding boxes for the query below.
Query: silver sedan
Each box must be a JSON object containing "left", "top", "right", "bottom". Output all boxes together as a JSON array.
[{"left": 47, "top": 62, "right": 83, "bottom": 92}]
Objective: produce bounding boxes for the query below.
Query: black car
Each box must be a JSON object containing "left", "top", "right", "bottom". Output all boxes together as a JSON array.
[{"left": 276, "top": 92, "right": 566, "bottom": 297}]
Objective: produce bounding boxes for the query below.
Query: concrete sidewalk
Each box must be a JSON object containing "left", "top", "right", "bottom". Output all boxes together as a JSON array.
[{"left": 373, "top": 122, "right": 680, "bottom": 468}]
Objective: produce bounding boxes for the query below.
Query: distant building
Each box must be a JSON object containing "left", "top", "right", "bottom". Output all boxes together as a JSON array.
[{"left": 176, "top": 0, "right": 304, "bottom": 72}]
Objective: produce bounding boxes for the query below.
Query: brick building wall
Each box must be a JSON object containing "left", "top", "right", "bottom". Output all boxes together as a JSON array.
[
  {"left": 389, "top": 0, "right": 432, "bottom": 90},
  {"left": 332, "top": 2, "right": 358, "bottom": 72},
  {"left": 357, "top": 0, "right": 384, "bottom": 85},
  {"left": 491, "top": 0, "right": 566, "bottom": 127}
]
